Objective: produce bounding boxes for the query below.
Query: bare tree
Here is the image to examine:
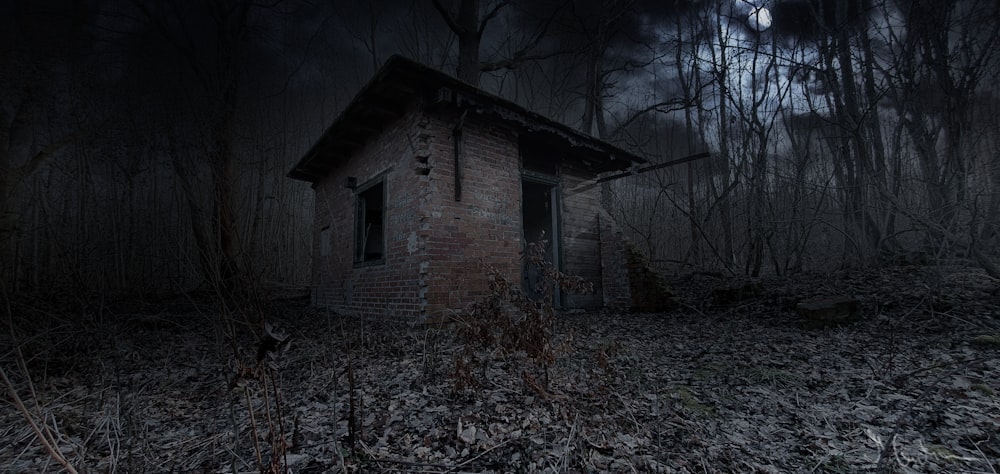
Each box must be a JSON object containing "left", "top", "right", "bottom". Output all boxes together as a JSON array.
[
  {"left": 431, "top": 0, "right": 565, "bottom": 87},
  {"left": 567, "top": 0, "right": 638, "bottom": 138},
  {"left": 431, "top": 0, "right": 509, "bottom": 85},
  {"left": 131, "top": 0, "right": 263, "bottom": 295},
  {"left": 703, "top": 6, "right": 739, "bottom": 271},
  {"left": 0, "top": 3, "right": 100, "bottom": 291},
  {"left": 880, "top": 0, "right": 1000, "bottom": 271}
]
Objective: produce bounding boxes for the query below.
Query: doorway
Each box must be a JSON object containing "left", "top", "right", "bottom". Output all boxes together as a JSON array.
[{"left": 521, "top": 178, "right": 560, "bottom": 303}]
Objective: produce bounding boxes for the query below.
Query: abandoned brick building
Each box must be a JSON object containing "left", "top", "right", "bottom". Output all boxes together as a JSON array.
[{"left": 288, "top": 55, "right": 671, "bottom": 321}]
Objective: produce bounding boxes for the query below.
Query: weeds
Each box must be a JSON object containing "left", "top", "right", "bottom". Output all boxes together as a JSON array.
[
  {"left": 227, "top": 320, "right": 292, "bottom": 473},
  {"left": 219, "top": 261, "right": 295, "bottom": 474},
  {"left": 2, "top": 287, "right": 84, "bottom": 473},
  {"left": 453, "top": 239, "right": 593, "bottom": 396}
]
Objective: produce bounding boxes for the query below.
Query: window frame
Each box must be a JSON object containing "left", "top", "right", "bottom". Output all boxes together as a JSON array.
[{"left": 353, "top": 173, "right": 388, "bottom": 267}]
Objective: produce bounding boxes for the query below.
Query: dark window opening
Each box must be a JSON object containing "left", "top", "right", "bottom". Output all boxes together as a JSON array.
[
  {"left": 354, "top": 180, "right": 385, "bottom": 265},
  {"left": 320, "top": 225, "right": 332, "bottom": 257}
]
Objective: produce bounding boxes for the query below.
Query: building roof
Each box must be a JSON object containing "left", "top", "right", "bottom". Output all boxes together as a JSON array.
[{"left": 288, "top": 55, "right": 646, "bottom": 183}]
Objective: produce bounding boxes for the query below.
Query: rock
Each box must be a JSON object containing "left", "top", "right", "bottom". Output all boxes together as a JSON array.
[
  {"left": 624, "top": 244, "right": 677, "bottom": 312},
  {"left": 970, "top": 334, "right": 1000, "bottom": 349},
  {"left": 713, "top": 281, "right": 763, "bottom": 305},
  {"left": 795, "top": 296, "right": 861, "bottom": 327},
  {"left": 459, "top": 425, "right": 476, "bottom": 444}
]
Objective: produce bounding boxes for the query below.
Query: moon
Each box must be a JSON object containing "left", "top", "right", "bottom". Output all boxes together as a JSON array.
[{"left": 748, "top": 6, "right": 772, "bottom": 32}]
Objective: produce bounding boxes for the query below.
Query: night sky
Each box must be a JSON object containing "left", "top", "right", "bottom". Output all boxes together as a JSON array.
[{"left": 2, "top": 0, "right": 878, "bottom": 137}]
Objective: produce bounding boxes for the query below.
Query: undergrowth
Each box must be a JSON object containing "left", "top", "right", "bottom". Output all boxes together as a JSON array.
[{"left": 452, "top": 239, "right": 593, "bottom": 396}]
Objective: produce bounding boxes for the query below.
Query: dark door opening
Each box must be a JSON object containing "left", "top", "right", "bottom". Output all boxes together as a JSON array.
[{"left": 521, "top": 179, "right": 560, "bottom": 303}]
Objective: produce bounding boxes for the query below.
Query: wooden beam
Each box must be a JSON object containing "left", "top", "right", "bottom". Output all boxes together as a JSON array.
[
  {"left": 595, "top": 152, "right": 710, "bottom": 184},
  {"left": 564, "top": 152, "right": 711, "bottom": 197},
  {"left": 452, "top": 109, "right": 468, "bottom": 201}
]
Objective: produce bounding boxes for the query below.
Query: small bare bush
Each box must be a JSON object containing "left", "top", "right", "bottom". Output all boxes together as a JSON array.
[{"left": 453, "top": 240, "right": 593, "bottom": 395}]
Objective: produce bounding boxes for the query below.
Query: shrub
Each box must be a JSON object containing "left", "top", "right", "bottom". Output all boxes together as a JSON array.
[{"left": 453, "top": 239, "right": 593, "bottom": 395}]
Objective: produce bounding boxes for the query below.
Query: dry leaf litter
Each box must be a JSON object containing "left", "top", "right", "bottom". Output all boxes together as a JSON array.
[{"left": 2, "top": 266, "right": 998, "bottom": 473}]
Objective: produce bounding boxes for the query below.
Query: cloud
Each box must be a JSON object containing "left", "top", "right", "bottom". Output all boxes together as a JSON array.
[{"left": 769, "top": 0, "right": 872, "bottom": 39}]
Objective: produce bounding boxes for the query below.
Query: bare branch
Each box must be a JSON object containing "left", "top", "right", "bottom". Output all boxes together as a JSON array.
[
  {"left": 613, "top": 78, "right": 714, "bottom": 133},
  {"left": 479, "top": 0, "right": 569, "bottom": 72},
  {"left": 477, "top": 0, "right": 510, "bottom": 35},
  {"left": 479, "top": 48, "right": 570, "bottom": 72},
  {"left": 431, "top": 0, "right": 464, "bottom": 35}
]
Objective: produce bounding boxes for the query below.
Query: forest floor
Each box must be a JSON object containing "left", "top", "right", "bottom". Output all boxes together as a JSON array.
[{"left": 3, "top": 265, "right": 1000, "bottom": 473}]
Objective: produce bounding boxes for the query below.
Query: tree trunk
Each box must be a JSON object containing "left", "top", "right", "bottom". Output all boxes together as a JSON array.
[
  {"left": 711, "top": 14, "right": 735, "bottom": 272},
  {"left": 455, "top": 0, "right": 482, "bottom": 85},
  {"left": 433, "top": 0, "right": 487, "bottom": 86},
  {"left": 0, "top": 93, "right": 87, "bottom": 290},
  {"left": 0, "top": 170, "right": 20, "bottom": 289},
  {"left": 212, "top": 78, "right": 243, "bottom": 296},
  {"left": 580, "top": 53, "right": 599, "bottom": 136},
  {"left": 859, "top": 19, "right": 895, "bottom": 254}
]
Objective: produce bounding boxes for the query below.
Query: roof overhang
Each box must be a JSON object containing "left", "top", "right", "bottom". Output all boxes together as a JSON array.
[{"left": 288, "top": 55, "right": 646, "bottom": 183}]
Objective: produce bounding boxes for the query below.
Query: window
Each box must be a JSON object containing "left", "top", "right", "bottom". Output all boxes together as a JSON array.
[
  {"left": 354, "top": 179, "right": 385, "bottom": 265},
  {"left": 320, "top": 225, "right": 332, "bottom": 257}
]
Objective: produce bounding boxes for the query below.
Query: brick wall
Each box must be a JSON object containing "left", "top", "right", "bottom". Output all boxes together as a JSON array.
[
  {"left": 312, "top": 103, "right": 429, "bottom": 320},
  {"left": 311, "top": 103, "right": 524, "bottom": 321},
  {"left": 598, "top": 208, "right": 676, "bottom": 312},
  {"left": 419, "top": 110, "right": 522, "bottom": 321},
  {"left": 561, "top": 164, "right": 604, "bottom": 308},
  {"left": 310, "top": 98, "right": 642, "bottom": 320},
  {"left": 599, "top": 209, "right": 632, "bottom": 310}
]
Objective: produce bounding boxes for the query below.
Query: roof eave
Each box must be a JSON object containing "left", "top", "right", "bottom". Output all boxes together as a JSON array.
[{"left": 288, "top": 55, "right": 647, "bottom": 183}]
